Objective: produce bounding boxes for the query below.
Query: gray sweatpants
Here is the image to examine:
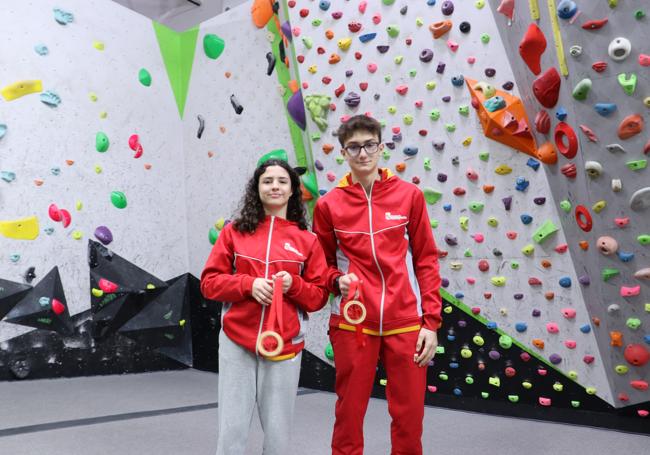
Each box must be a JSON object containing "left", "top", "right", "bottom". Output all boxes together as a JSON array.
[{"left": 216, "top": 329, "right": 302, "bottom": 455}]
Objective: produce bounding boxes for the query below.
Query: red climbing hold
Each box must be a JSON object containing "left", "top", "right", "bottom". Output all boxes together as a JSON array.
[
  {"left": 535, "top": 110, "right": 550, "bottom": 134},
  {"left": 591, "top": 61, "right": 607, "bottom": 72},
  {"left": 581, "top": 18, "right": 608, "bottom": 30},
  {"left": 533, "top": 67, "right": 561, "bottom": 108},
  {"left": 519, "top": 23, "right": 547, "bottom": 75},
  {"left": 617, "top": 113, "right": 644, "bottom": 140},
  {"left": 624, "top": 344, "right": 650, "bottom": 367}
]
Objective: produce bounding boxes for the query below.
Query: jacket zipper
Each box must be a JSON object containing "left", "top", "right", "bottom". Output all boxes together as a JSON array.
[
  {"left": 255, "top": 216, "right": 275, "bottom": 355},
  {"left": 363, "top": 183, "right": 386, "bottom": 335}
]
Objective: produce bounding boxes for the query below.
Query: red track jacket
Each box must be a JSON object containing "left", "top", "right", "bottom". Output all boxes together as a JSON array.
[
  {"left": 313, "top": 169, "right": 442, "bottom": 335},
  {"left": 200, "top": 216, "right": 329, "bottom": 359}
]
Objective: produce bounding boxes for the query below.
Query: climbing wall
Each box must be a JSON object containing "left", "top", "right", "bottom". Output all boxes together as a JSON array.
[
  {"left": 489, "top": 0, "right": 649, "bottom": 407},
  {"left": 183, "top": 4, "right": 297, "bottom": 277},
  {"left": 0, "top": 0, "right": 187, "bottom": 343},
  {"left": 281, "top": 0, "right": 617, "bottom": 405}
]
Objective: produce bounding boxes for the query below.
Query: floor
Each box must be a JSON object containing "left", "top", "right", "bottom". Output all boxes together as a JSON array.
[{"left": 0, "top": 370, "right": 647, "bottom": 454}]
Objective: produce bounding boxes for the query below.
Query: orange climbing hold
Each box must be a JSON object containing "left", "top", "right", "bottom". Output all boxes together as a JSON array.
[
  {"left": 429, "top": 20, "right": 452, "bottom": 39},
  {"left": 322, "top": 144, "right": 334, "bottom": 154},
  {"left": 617, "top": 113, "right": 644, "bottom": 140},
  {"left": 610, "top": 331, "right": 623, "bottom": 347},
  {"left": 251, "top": 0, "right": 274, "bottom": 28},
  {"left": 532, "top": 339, "right": 545, "bottom": 349},
  {"left": 395, "top": 162, "right": 406, "bottom": 172}
]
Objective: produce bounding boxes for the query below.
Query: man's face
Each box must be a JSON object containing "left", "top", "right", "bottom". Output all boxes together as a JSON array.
[{"left": 341, "top": 130, "right": 383, "bottom": 177}]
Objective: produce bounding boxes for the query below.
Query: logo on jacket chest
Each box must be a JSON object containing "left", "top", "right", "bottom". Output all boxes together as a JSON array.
[
  {"left": 284, "top": 242, "right": 304, "bottom": 257},
  {"left": 385, "top": 212, "right": 407, "bottom": 221}
]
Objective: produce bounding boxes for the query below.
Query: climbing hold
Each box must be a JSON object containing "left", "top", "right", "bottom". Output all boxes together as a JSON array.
[
  {"left": 430, "top": 20, "right": 452, "bottom": 39},
  {"left": 95, "top": 132, "right": 109, "bottom": 153},
  {"left": 572, "top": 78, "right": 591, "bottom": 100},
  {"left": 584, "top": 161, "right": 603, "bottom": 178},
  {"left": 441, "top": 1, "right": 454, "bottom": 15},
  {"left": 287, "top": 90, "right": 306, "bottom": 130},
  {"left": 1, "top": 80, "right": 43, "bottom": 101},
  {"left": 557, "top": 0, "right": 577, "bottom": 19},
  {"left": 533, "top": 67, "right": 561, "bottom": 108},
  {"left": 554, "top": 122, "right": 578, "bottom": 158},
  {"left": 40, "top": 91, "right": 61, "bottom": 107},
  {"left": 535, "top": 110, "right": 550, "bottom": 134},
  {"left": 630, "top": 187, "right": 650, "bottom": 211},
  {"left": 110, "top": 191, "right": 127, "bottom": 209},
  {"left": 138, "top": 69, "right": 152, "bottom": 87},
  {"left": 519, "top": 23, "right": 546, "bottom": 75},
  {"left": 204, "top": 34, "right": 225, "bottom": 59},
  {"left": 624, "top": 344, "right": 650, "bottom": 366},
  {"left": 608, "top": 37, "right": 632, "bottom": 61},
  {"left": 617, "top": 73, "right": 637, "bottom": 95},
  {"left": 582, "top": 18, "right": 608, "bottom": 30},
  {"left": 53, "top": 8, "right": 74, "bottom": 24},
  {"left": 386, "top": 25, "right": 400, "bottom": 38},
  {"left": 579, "top": 125, "right": 598, "bottom": 142},
  {"left": 594, "top": 103, "right": 617, "bottom": 117},
  {"left": 618, "top": 114, "right": 643, "bottom": 139},
  {"left": 569, "top": 45, "right": 582, "bottom": 57},
  {"left": 0, "top": 216, "right": 40, "bottom": 240},
  {"left": 533, "top": 220, "right": 558, "bottom": 244}
]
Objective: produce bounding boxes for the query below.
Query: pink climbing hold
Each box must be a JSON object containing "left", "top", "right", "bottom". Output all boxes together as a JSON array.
[
  {"left": 564, "top": 340, "right": 577, "bottom": 349},
  {"left": 414, "top": 100, "right": 423, "bottom": 108},
  {"left": 466, "top": 277, "right": 476, "bottom": 284},
  {"left": 471, "top": 233, "right": 484, "bottom": 243},
  {"left": 446, "top": 40, "right": 459, "bottom": 52},
  {"left": 128, "top": 134, "right": 139, "bottom": 150},
  {"left": 48, "top": 203, "right": 62, "bottom": 222},
  {"left": 466, "top": 168, "right": 478, "bottom": 180},
  {"left": 497, "top": 0, "right": 515, "bottom": 20},
  {"left": 561, "top": 308, "right": 576, "bottom": 319},
  {"left": 327, "top": 172, "right": 336, "bottom": 182},
  {"left": 467, "top": 56, "right": 476, "bottom": 64},
  {"left": 555, "top": 243, "right": 568, "bottom": 253},
  {"left": 583, "top": 355, "right": 595, "bottom": 364},
  {"left": 546, "top": 322, "right": 559, "bottom": 333},
  {"left": 614, "top": 217, "right": 629, "bottom": 227},
  {"left": 639, "top": 54, "right": 650, "bottom": 66},
  {"left": 395, "top": 85, "right": 408, "bottom": 96},
  {"left": 98, "top": 278, "right": 118, "bottom": 293},
  {"left": 367, "top": 63, "right": 378, "bottom": 73},
  {"left": 506, "top": 231, "right": 517, "bottom": 240},
  {"left": 620, "top": 285, "right": 641, "bottom": 297},
  {"left": 372, "top": 13, "right": 381, "bottom": 25},
  {"left": 51, "top": 298, "right": 65, "bottom": 315},
  {"left": 579, "top": 125, "right": 598, "bottom": 142},
  {"left": 539, "top": 397, "right": 552, "bottom": 407},
  {"left": 358, "top": 1, "right": 367, "bottom": 14}
]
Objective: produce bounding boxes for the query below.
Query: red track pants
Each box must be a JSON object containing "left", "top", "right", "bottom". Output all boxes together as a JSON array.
[{"left": 330, "top": 328, "right": 428, "bottom": 455}]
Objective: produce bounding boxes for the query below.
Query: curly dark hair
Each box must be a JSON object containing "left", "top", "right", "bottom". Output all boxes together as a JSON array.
[{"left": 232, "top": 159, "right": 308, "bottom": 233}]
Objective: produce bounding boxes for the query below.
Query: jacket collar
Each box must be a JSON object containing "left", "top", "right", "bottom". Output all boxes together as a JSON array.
[{"left": 337, "top": 168, "right": 394, "bottom": 188}]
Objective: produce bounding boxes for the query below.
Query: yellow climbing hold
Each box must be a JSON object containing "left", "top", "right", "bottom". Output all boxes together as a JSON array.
[
  {"left": 100, "top": 111, "right": 108, "bottom": 119},
  {"left": 72, "top": 230, "right": 83, "bottom": 240},
  {"left": 0, "top": 216, "right": 40, "bottom": 240},
  {"left": 91, "top": 288, "right": 104, "bottom": 297},
  {"left": 491, "top": 276, "right": 506, "bottom": 286},
  {"left": 215, "top": 218, "right": 225, "bottom": 230},
  {"left": 495, "top": 164, "right": 512, "bottom": 175},
  {"left": 337, "top": 38, "right": 352, "bottom": 51},
  {"left": 462, "top": 137, "right": 473, "bottom": 147},
  {"left": 1, "top": 80, "right": 43, "bottom": 101},
  {"left": 94, "top": 165, "right": 102, "bottom": 174},
  {"left": 89, "top": 92, "right": 98, "bottom": 102},
  {"left": 146, "top": 283, "right": 156, "bottom": 290},
  {"left": 75, "top": 201, "right": 83, "bottom": 211},
  {"left": 592, "top": 200, "right": 607, "bottom": 213},
  {"left": 93, "top": 41, "right": 105, "bottom": 50},
  {"left": 308, "top": 65, "right": 317, "bottom": 74}
]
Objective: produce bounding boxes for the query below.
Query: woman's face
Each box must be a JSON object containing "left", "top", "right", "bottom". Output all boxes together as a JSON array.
[{"left": 258, "top": 165, "right": 292, "bottom": 213}]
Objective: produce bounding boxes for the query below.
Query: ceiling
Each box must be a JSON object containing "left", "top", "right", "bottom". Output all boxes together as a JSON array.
[{"left": 111, "top": 0, "right": 250, "bottom": 31}]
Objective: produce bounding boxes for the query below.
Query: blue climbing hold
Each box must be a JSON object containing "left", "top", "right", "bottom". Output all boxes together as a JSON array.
[
  {"left": 594, "top": 103, "right": 617, "bottom": 116},
  {"left": 527, "top": 158, "right": 541, "bottom": 171},
  {"left": 443, "top": 203, "right": 452, "bottom": 211},
  {"left": 454, "top": 292, "right": 464, "bottom": 299},
  {"left": 451, "top": 75, "right": 465, "bottom": 87},
  {"left": 555, "top": 107, "right": 568, "bottom": 121},
  {"left": 319, "top": 0, "right": 331, "bottom": 11},
  {"left": 447, "top": 333, "right": 456, "bottom": 341},
  {"left": 318, "top": 189, "right": 328, "bottom": 196},
  {"left": 580, "top": 324, "right": 592, "bottom": 334},
  {"left": 557, "top": 0, "right": 577, "bottom": 19},
  {"left": 392, "top": 133, "right": 403, "bottom": 142},
  {"left": 359, "top": 33, "right": 377, "bottom": 43},
  {"left": 520, "top": 214, "right": 533, "bottom": 224},
  {"left": 403, "top": 145, "right": 419, "bottom": 156},
  {"left": 427, "top": 0, "right": 437, "bottom": 5},
  {"left": 644, "top": 334, "right": 650, "bottom": 345},
  {"left": 453, "top": 388, "right": 462, "bottom": 396},
  {"left": 515, "top": 177, "right": 530, "bottom": 192},
  {"left": 559, "top": 276, "right": 572, "bottom": 288},
  {"left": 484, "top": 96, "right": 506, "bottom": 112},
  {"left": 449, "top": 362, "right": 460, "bottom": 369},
  {"left": 617, "top": 251, "right": 634, "bottom": 262},
  {"left": 486, "top": 321, "right": 498, "bottom": 330},
  {"left": 515, "top": 322, "right": 528, "bottom": 332}
]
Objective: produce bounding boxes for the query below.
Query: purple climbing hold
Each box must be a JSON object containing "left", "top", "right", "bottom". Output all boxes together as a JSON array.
[
  {"left": 533, "top": 197, "right": 546, "bottom": 205},
  {"left": 489, "top": 350, "right": 501, "bottom": 360},
  {"left": 281, "top": 21, "right": 293, "bottom": 42},
  {"left": 385, "top": 141, "right": 396, "bottom": 150},
  {"left": 315, "top": 160, "right": 324, "bottom": 171},
  {"left": 502, "top": 196, "right": 513, "bottom": 211},
  {"left": 457, "top": 320, "right": 467, "bottom": 328},
  {"left": 437, "top": 62, "right": 446, "bottom": 74},
  {"left": 420, "top": 48, "right": 434, "bottom": 62},
  {"left": 442, "top": 96, "right": 451, "bottom": 102},
  {"left": 485, "top": 68, "right": 496, "bottom": 77},
  {"left": 441, "top": 1, "right": 454, "bottom": 16},
  {"left": 94, "top": 226, "right": 113, "bottom": 245},
  {"left": 345, "top": 70, "right": 353, "bottom": 77},
  {"left": 502, "top": 81, "right": 514, "bottom": 90},
  {"left": 549, "top": 353, "right": 562, "bottom": 365},
  {"left": 344, "top": 92, "right": 361, "bottom": 107},
  {"left": 514, "top": 293, "right": 524, "bottom": 300},
  {"left": 433, "top": 141, "right": 446, "bottom": 151},
  {"left": 287, "top": 90, "right": 306, "bottom": 130},
  {"left": 578, "top": 275, "right": 591, "bottom": 285},
  {"left": 377, "top": 45, "right": 390, "bottom": 53},
  {"left": 437, "top": 173, "right": 448, "bottom": 182},
  {"left": 445, "top": 234, "right": 458, "bottom": 246},
  {"left": 532, "top": 309, "right": 541, "bottom": 317},
  {"left": 441, "top": 277, "right": 450, "bottom": 287}
]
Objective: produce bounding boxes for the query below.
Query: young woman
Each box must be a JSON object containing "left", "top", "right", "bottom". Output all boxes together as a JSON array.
[{"left": 200, "top": 159, "right": 329, "bottom": 455}]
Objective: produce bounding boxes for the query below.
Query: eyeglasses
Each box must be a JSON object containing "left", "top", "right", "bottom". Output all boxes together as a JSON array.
[{"left": 343, "top": 141, "right": 380, "bottom": 157}]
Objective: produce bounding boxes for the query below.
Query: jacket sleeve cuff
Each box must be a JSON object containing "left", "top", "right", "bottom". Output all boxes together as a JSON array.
[
  {"left": 241, "top": 275, "right": 255, "bottom": 297},
  {"left": 287, "top": 274, "right": 304, "bottom": 298},
  {"left": 423, "top": 314, "right": 442, "bottom": 331}
]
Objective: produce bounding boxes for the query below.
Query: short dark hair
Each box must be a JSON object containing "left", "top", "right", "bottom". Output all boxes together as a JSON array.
[{"left": 336, "top": 115, "right": 382, "bottom": 147}]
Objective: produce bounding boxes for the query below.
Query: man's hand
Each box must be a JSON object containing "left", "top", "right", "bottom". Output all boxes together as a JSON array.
[
  {"left": 414, "top": 328, "right": 438, "bottom": 367},
  {"left": 338, "top": 273, "right": 359, "bottom": 299},
  {"left": 272, "top": 271, "right": 293, "bottom": 294},
  {"left": 251, "top": 278, "right": 273, "bottom": 305}
]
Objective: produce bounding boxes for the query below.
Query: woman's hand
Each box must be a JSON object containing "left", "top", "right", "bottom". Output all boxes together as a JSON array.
[
  {"left": 252, "top": 278, "right": 273, "bottom": 305},
  {"left": 272, "top": 271, "right": 293, "bottom": 294}
]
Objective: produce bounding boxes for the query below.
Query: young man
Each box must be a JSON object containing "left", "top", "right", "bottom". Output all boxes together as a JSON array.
[{"left": 312, "top": 115, "right": 442, "bottom": 455}]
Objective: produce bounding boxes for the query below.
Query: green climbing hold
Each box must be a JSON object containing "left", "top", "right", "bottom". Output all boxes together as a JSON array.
[
  {"left": 638, "top": 234, "right": 650, "bottom": 245},
  {"left": 302, "top": 37, "right": 313, "bottom": 49},
  {"left": 436, "top": 345, "right": 445, "bottom": 354},
  {"left": 429, "top": 109, "right": 440, "bottom": 120},
  {"left": 110, "top": 191, "right": 127, "bottom": 209},
  {"left": 510, "top": 261, "right": 519, "bottom": 269},
  {"left": 465, "top": 375, "right": 474, "bottom": 385},
  {"left": 409, "top": 69, "right": 417, "bottom": 77},
  {"left": 439, "top": 372, "right": 449, "bottom": 381},
  {"left": 626, "top": 159, "right": 647, "bottom": 171},
  {"left": 532, "top": 220, "right": 559, "bottom": 244},
  {"left": 382, "top": 0, "right": 396, "bottom": 4},
  {"left": 430, "top": 219, "right": 439, "bottom": 228},
  {"left": 257, "top": 149, "right": 288, "bottom": 167},
  {"left": 304, "top": 94, "right": 331, "bottom": 131},
  {"left": 95, "top": 132, "right": 109, "bottom": 153},
  {"left": 423, "top": 188, "right": 443, "bottom": 205},
  {"left": 499, "top": 335, "right": 513, "bottom": 349},
  {"left": 571, "top": 401, "right": 581, "bottom": 408},
  {"left": 464, "top": 249, "right": 473, "bottom": 258},
  {"left": 627, "top": 318, "right": 642, "bottom": 330},
  {"left": 311, "top": 133, "right": 321, "bottom": 142},
  {"left": 572, "top": 78, "right": 592, "bottom": 101},
  {"left": 469, "top": 201, "right": 484, "bottom": 213},
  {"left": 209, "top": 227, "right": 219, "bottom": 245},
  {"left": 481, "top": 392, "right": 489, "bottom": 399},
  {"left": 479, "top": 151, "right": 490, "bottom": 161},
  {"left": 617, "top": 73, "right": 637, "bottom": 95},
  {"left": 301, "top": 172, "right": 319, "bottom": 198},
  {"left": 385, "top": 75, "right": 392, "bottom": 83},
  {"left": 424, "top": 157, "right": 432, "bottom": 171},
  {"left": 336, "top": 156, "right": 345, "bottom": 164},
  {"left": 445, "top": 123, "right": 456, "bottom": 132},
  {"left": 508, "top": 395, "right": 519, "bottom": 403},
  {"left": 602, "top": 268, "right": 620, "bottom": 281},
  {"left": 480, "top": 33, "right": 490, "bottom": 44},
  {"left": 382, "top": 150, "right": 391, "bottom": 160},
  {"left": 325, "top": 343, "right": 334, "bottom": 361},
  {"left": 203, "top": 34, "right": 225, "bottom": 59},
  {"left": 387, "top": 25, "right": 400, "bottom": 38},
  {"left": 634, "top": 10, "right": 646, "bottom": 19},
  {"left": 138, "top": 68, "right": 152, "bottom": 86},
  {"left": 559, "top": 200, "right": 572, "bottom": 212},
  {"left": 458, "top": 105, "right": 470, "bottom": 116},
  {"left": 312, "top": 19, "right": 322, "bottom": 26}
]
